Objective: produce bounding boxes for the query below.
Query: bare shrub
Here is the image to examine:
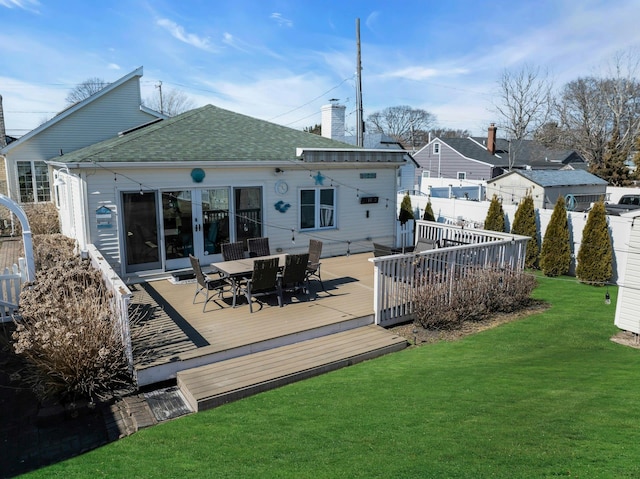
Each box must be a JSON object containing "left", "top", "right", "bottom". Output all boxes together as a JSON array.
[
  {"left": 12, "top": 239, "right": 134, "bottom": 402},
  {"left": 31, "top": 233, "right": 76, "bottom": 270},
  {"left": 414, "top": 266, "right": 537, "bottom": 330},
  {"left": 1, "top": 203, "right": 61, "bottom": 236}
]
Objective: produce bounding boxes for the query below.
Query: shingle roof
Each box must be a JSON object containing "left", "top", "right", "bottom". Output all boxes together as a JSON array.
[
  {"left": 442, "top": 138, "right": 502, "bottom": 164},
  {"left": 53, "top": 104, "right": 356, "bottom": 164},
  {"left": 493, "top": 169, "right": 607, "bottom": 187},
  {"left": 469, "top": 137, "right": 583, "bottom": 168}
]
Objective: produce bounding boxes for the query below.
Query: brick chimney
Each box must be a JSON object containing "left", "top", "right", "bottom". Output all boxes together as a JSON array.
[
  {"left": 321, "top": 100, "right": 346, "bottom": 140},
  {"left": 487, "top": 123, "right": 497, "bottom": 155},
  {"left": 0, "top": 94, "right": 6, "bottom": 148}
]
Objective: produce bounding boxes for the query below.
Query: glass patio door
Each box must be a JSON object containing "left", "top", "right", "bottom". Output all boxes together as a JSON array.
[
  {"left": 163, "top": 188, "right": 231, "bottom": 270},
  {"left": 123, "top": 191, "right": 161, "bottom": 273}
]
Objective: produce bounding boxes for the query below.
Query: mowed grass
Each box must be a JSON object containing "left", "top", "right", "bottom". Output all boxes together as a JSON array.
[{"left": 28, "top": 276, "right": 640, "bottom": 478}]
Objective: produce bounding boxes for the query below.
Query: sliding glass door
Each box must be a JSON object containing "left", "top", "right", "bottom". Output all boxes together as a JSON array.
[
  {"left": 123, "top": 187, "right": 262, "bottom": 273},
  {"left": 122, "top": 191, "right": 161, "bottom": 272}
]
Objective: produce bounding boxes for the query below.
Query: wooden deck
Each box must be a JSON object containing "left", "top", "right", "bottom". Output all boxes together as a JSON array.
[
  {"left": 178, "top": 325, "right": 407, "bottom": 412},
  {"left": 129, "top": 253, "right": 407, "bottom": 390}
]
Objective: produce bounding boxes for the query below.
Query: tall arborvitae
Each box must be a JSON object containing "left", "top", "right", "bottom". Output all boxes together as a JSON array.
[
  {"left": 511, "top": 194, "right": 539, "bottom": 268},
  {"left": 484, "top": 194, "right": 505, "bottom": 232},
  {"left": 399, "top": 193, "right": 415, "bottom": 225},
  {"left": 423, "top": 200, "right": 435, "bottom": 221},
  {"left": 539, "top": 195, "right": 571, "bottom": 277},
  {"left": 576, "top": 201, "right": 612, "bottom": 284}
]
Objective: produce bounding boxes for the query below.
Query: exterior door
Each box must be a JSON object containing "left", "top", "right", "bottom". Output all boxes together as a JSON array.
[
  {"left": 163, "top": 188, "right": 231, "bottom": 270},
  {"left": 123, "top": 191, "right": 161, "bottom": 273}
]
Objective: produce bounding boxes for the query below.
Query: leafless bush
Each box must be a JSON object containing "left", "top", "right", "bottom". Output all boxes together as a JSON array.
[
  {"left": 32, "top": 233, "right": 77, "bottom": 270},
  {"left": 413, "top": 266, "right": 537, "bottom": 330},
  {"left": 0, "top": 203, "right": 61, "bottom": 236},
  {"left": 12, "top": 239, "right": 135, "bottom": 402}
]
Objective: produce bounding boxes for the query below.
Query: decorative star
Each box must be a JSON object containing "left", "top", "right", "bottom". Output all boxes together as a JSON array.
[{"left": 313, "top": 171, "right": 325, "bottom": 186}]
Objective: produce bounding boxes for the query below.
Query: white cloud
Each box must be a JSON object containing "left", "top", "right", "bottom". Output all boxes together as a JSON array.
[
  {"left": 365, "top": 11, "right": 379, "bottom": 32},
  {"left": 157, "top": 18, "right": 216, "bottom": 52},
  {"left": 270, "top": 13, "right": 292, "bottom": 28},
  {"left": 382, "top": 66, "right": 470, "bottom": 81},
  {"left": 107, "top": 63, "right": 121, "bottom": 70},
  {"left": 0, "top": 0, "right": 39, "bottom": 12}
]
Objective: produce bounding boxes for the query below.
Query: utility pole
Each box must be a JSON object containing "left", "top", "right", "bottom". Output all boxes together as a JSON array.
[
  {"left": 355, "top": 18, "right": 364, "bottom": 147},
  {"left": 156, "top": 81, "right": 164, "bottom": 114}
]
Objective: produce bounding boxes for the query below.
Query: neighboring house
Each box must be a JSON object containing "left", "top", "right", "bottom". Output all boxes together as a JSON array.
[
  {"left": 0, "top": 67, "right": 166, "bottom": 203},
  {"left": 48, "top": 104, "right": 411, "bottom": 277},
  {"left": 486, "top": 169, "right": 608, "bottom": 211},
  {"left": 413, "top": 124, "right": 587, "bottom": 189},
  {"left": 320, "top": 102, "right": 418, "bottom": 191}
]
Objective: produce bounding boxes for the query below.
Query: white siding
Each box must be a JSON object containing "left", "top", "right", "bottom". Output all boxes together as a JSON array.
[
  {"left": 4, "top": 76, "right": 158, "bottom": 202},
  {"left": 80, "top": 164, "right": 399, "bottom": 274},
  {"left": 615, "top": 220, "right": 640, "bottom": 333}
]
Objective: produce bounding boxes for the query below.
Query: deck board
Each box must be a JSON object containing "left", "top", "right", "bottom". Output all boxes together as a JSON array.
[
  {"left": 130, "top": 253, "right": 379, "bottom": 381},
  {"left": 177, "top": 325, "right": 407, "bottom": 411}
]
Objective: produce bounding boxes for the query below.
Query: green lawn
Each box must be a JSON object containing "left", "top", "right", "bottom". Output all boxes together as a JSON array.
[{"left": 28, "top": 276, "right": 640, "bottom": 478}]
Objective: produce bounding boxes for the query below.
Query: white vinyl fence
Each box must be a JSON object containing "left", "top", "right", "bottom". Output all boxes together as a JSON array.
[
  {"left": 371, "top": 221, "right": 528, "bottom": 327},
  {"left": 0, "top": 258, "right": 28, "bottom": 322},
  {"left": 404, "top": 194, "right": 634, "bottom": 284}
]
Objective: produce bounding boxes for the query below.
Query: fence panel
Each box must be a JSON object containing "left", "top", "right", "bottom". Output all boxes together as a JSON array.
[
  {"left": 86, "top": 245, "right": 134, "bottom": 373},
  {"left": 0, "top": 263, "right": 22, "bottom": 322}
]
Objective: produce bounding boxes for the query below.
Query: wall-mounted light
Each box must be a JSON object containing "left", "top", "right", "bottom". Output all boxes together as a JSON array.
[{"left": 275, "top": 167, "right": 284, "bottom": 174}]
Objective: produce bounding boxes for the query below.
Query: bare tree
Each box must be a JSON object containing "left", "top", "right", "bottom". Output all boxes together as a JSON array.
[
  {"left": 144, "top": 86, "right": 196, "bottom": 117},
  {"left": 366, "top": 105, "right": 436, "bottom": 147},
  {"left": 65, "top": 77, "right": 109, "bottom": 105},
  {"left": 599, "top": 50, "right": 640, "bottom": 155},
  {"left": 429, "top": 128, "right": 471, "bottom": 139},
  {"left": 495, "top": 64, "right": 553, "bottom": 169},
  {"left": 555, "top": 77, "right": 611, "bottom": 168}
]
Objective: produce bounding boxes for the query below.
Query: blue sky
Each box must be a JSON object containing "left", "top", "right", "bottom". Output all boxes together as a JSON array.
[{"left": 2, "top": 0, "right": 640, "bottom": 138}]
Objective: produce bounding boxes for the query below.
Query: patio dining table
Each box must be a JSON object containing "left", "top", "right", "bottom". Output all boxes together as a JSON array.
[{"left": 211, "top": 254, "right": 287, "bottom": 307}]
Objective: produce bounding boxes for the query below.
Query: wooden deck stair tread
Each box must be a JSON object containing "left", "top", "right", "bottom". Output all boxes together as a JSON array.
[{"left": 177, "top": 325, "right": 407, "bottom": 412}]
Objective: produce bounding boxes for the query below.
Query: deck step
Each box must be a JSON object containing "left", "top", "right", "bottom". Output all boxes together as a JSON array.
[{"left": 177, "top": 325, "right": 408, "bottom": 412}]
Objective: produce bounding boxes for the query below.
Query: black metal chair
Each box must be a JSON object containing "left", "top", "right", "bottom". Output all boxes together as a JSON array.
[
  {"left": 238, "top": 257, "right": 282, "bottom": 313},
  {"left": 247, "top": 237, "right": 271, "bottom": 257},
  {"left": 221, "top": 241, "right": 245, "bottom": 261},
  {"left": 280, "top": 253, "right": 310, "bottom": 300},
  {"left": 189, "top": 255, "right": 229, "bottom": 312},
  {"left": 305, "top": 239, "right": 325, "bottom": 291}
]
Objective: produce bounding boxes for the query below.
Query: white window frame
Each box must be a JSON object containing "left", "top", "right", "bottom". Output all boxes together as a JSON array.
[
  {"left": 422, "top": 170, "right": 431, "bottom": 179},
  {"left": 299, "top": 187, "right": 337, "bottom": 231},
  {"left": 17, "top": 160, "right": 51, "bottom": 203},
  {"left": 457, "top": 172, "right": 467, "bottom": 180},
  {"left": 433, "top": 142, "right": 440, "bottom": 154}
]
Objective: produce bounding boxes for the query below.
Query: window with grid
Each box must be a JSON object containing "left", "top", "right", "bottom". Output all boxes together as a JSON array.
[
  {"left": 300, "top": 187, "right": 336, "bottom": 230},
  {"left": 17, "top": 161, "right": 50, "bottom": 203}
]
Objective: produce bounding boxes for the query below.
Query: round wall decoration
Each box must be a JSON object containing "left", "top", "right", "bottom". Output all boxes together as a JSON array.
[
  {"left": 191, "top": 168, "right": 205, "bottom": 183},
  {"left": 275, "top": 180, "right": 289, "bottom": 195}
]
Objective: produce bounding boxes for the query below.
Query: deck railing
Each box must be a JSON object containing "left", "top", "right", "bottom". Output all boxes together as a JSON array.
[
  {"left": 86, "top": 245, "right": 134, "bottom": 373},
  {"left": 371, "top": 221, "right": 529, "bottom": 327}
]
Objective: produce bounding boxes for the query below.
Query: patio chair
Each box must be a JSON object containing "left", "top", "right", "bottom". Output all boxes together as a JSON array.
[
  {"left": 372, "top": 242, "right": 394, "bottom": 257},
  {"left": 414, "top": 238, "right": 438, "bottom": 253},
  {"left": 247, "top": 237, "right": 271, "bottom": 257},
  {"left": 189, "top": 255, "right": 229, "bottom": 312},
  {"left": 238, "top": 257, "right": 282, "bottom": 313},
  {"left": 221, "top": 241, "right": 245, "bottom": 261},
  {"left": 305, "top": 239, "right": 325, "bottom": 292},
  {"left": 280, "top": 253, "right": 310, "bottom": 300}
]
